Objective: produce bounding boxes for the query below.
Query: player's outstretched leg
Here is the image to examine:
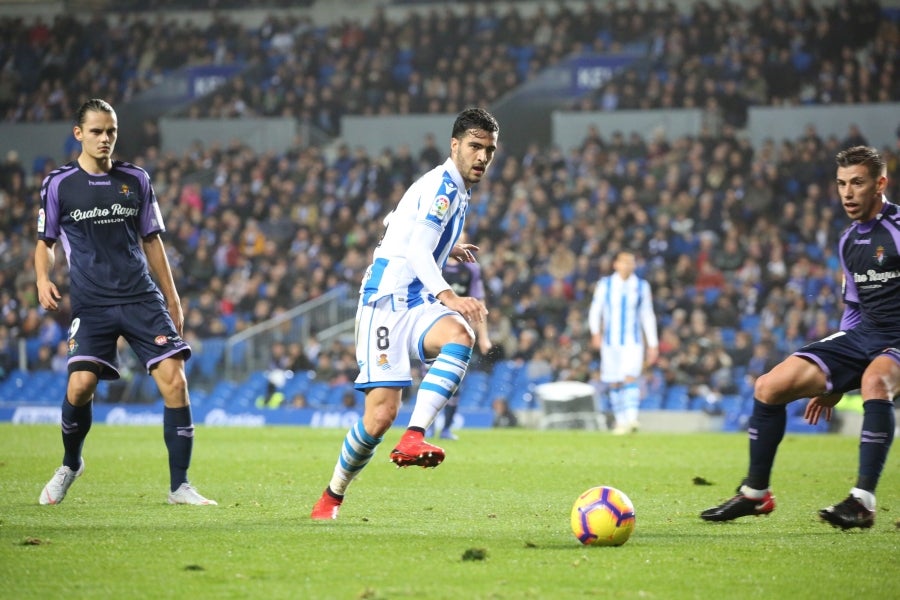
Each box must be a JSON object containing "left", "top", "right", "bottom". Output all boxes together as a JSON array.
[
  {"left": 700, "top": 485, "right": 775, "bottom": 522},
  {"left": 39, "top": 459, "right": 85, "bottom": 505},
  {"left": 390, "top": 428, "right": 445, "bottom": 468}
]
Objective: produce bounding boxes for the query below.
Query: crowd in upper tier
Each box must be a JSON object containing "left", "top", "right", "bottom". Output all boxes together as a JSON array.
[{"left": 1, "top": 0, "right": 899, "bottom": 410}]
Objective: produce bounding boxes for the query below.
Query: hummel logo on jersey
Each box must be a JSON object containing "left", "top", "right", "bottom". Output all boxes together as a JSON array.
[{"left": 88, "top": 180, "right": 111, "bottom": 186}]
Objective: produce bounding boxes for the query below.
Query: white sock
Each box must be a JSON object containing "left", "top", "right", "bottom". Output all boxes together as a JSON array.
[
  {"left": 850, "top": 487, "right": 876, "bottom": 511},
  {"left": 739, "top": 484, "right": 768, "bottom": 499},
  {"left": 328, "top": 419, "right": 381, "bottom": 496},
  {"left": 408, "top": 347, "right": 468, "bottom": 430}
]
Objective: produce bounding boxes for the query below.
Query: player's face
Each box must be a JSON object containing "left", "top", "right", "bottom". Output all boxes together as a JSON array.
[
  {"left": 74, "top": 109, "right": 118, "bottom": 163},
  {"left": 614, "top": 253, "right": 636, "bottom": 278},
  {"left": 450, "top": 128, "right": 498, "bottom": 189},
  {"left": 836, "top": 163, "right": 886, "bottom": 222}
]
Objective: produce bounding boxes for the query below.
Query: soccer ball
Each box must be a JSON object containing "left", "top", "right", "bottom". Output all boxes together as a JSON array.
[{"left": 570, "top": 486, "right": 636, "bottom": 546}]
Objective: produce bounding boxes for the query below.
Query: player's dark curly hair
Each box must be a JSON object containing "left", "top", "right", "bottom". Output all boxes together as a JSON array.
[
  {"left": 452, "top": 107, "right": 499, "bottom": 140},
  {"left": 75, "top": 99, "right": 115, "bottom": 126},
  {"left": 836, "top": 145, "right": 886, "bottom": 179}
]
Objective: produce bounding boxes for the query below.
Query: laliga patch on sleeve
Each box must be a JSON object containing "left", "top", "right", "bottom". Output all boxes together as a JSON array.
[
  {"left": 37, "top": 208, "right": 45, "bottom": 233},
  {"left": 429, "top": 195, "right": 450, "bottom": 219}
]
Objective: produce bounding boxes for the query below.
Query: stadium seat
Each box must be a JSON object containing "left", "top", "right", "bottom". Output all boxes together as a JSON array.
[
  {"left": 458, "top": 371, "right": 489, "bottom": 408},
  {"left": 305, "top": 381, "right": 331, "bottom": 406},
  {"left": 195, "top": 337, "right": 227, "bottom": 382},
  {"left": 663, "top": 385, "right": 690, "bottom": 410}
]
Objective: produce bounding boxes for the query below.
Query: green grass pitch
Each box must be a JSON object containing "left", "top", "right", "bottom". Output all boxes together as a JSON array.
[{"left": 1, "top": 424, "right": 897, "bottom": 599}]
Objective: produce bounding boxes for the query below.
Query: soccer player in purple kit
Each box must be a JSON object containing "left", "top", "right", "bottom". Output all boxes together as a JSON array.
[
  {"left": 435, "top": 234, "right": 493, "bottom": 441},
  {"left": 35, "top": 99, "right": 216, "bottom": 506},
  {"left": 701, "top": 146, "right": 897, "bottom": 529}
]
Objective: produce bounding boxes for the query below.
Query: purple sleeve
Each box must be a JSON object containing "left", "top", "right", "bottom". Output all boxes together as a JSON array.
[
  {"left": 466, "top": 262, "right": 485, "bottom": 300},
  {"left": 840, "top": 304, "right": 861, "bottom": 330},
  {"left": 38, "top": 174, "right": 61, "bottom": 241},
  {"left": 837, "top": 229, "right": 859, "bottom": 330},
  {"left": 140, "top": 181, "right": 165, "bottom": 237}
]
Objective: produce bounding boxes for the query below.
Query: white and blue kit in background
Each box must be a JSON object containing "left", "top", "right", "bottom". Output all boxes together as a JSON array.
[{"left": 589, "top": 271, "right": 658, "bottom": 429}]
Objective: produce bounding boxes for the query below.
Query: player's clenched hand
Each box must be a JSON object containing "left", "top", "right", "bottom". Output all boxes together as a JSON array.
[
  {"left": 804, "top": 392, "right": 842, "bottom": 425},
  {"left": 37, "top": 280, "right": 62, "bottom": 311}
]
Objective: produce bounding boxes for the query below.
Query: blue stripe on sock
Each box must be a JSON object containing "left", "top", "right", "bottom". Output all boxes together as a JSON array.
[
  {"left": 420, "top": 381, "right": 453, "bottom": 397},
  {"left": 426, "top": 366, "right": 462, "bottom": 386},
  {"left": 441, "top": 342, "right": 472, "bottom": 363}
]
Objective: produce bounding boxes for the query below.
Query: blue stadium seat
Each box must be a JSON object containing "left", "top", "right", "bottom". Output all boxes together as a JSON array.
[
  {"left": 306, "top": 381, "right": 331, "bottom": 406},
  {"left": 663, "top": 385, "right": 690, "bottom": 410},
  {"left": 195, "top": 337, "right": 227, "bottom": 382},
  {"left": 458, "top": 371, "right": 489, "bottom": 408}
]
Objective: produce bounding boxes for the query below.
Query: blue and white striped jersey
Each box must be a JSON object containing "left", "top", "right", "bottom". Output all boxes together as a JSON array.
[
  {"left": 588, "top": 273, "right": 658, "bottom": 348},
  {"left": 361, "top": 157, "right": 470, "bottom": 307}
]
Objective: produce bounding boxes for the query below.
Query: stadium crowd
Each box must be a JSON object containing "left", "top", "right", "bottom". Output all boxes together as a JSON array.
[
  {"left": 1, "top": 0, "right": 900, "bottom": 412},
  {"left": 0, "top": 1, "right": 896, "bottom": 130}
]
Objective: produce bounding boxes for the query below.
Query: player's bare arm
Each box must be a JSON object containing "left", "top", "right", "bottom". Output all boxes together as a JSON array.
[
  {"left": 34, "top": 239, "right": 62, "bottom": 311},
  {"left": 142, "top": 233, "right": 184, "bottom": 335}
]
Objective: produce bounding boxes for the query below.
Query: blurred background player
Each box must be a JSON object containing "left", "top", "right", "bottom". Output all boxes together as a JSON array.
[
  {"left": 701, "top": 146, "right": 898, "bottom": 529},
  {"left": 310, "top": 107, "right": 499, "bottom": 520},
  {"left": 35, "top": 99, "right": 215, "bottom": 506},
  {"left": 589, "top": 251, "right": 659, "bottom": 434},
  {"left": 435, "top": 232, "right": 493, "bottom": 440}
]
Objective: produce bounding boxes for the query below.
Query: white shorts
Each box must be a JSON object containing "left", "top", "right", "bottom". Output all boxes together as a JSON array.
[
  {"left": 355, "top": 295, "right": 457, "bottom": 389},
  {"left": 599, "top": 345, "right": 645, "bottom": 383}
]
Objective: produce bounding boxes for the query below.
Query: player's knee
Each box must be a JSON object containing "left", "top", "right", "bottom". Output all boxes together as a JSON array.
[
  {"left": 753, "top": 373, "right": 782, "bottom": 405},
  {"left": 448, "top": 323, "right": 476, "bottom": 349},
  {"left": 66, "top": 367, "right": 99, "bottom": 404},
  {"left": 364, "top": 405, "right": 399, "bottom": 436},
  {"left": 155, "top": 371, "right": 188, "bottom": 405},
  {"left": 66, "top": 380, "right": 96, "bottom": 404}
]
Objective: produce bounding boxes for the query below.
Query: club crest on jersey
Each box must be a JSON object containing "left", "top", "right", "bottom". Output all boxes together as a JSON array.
[
  {"left": 119, "top": 184, "right": 134, "bottom": 200},
  {"left": 377, "top": 354, "right": 391, "bottom": 370},
  {"left": 67, "top": 338, "right": 78, "bottom": 355},
  {"left": 154, "top": 335, "right": 168, "bottom": 346},
  {"left": 874, "top": 245, "right": 885, "bottom": 266},
  {"left": 37, "top": 208, "right": 45, "bottom": 233},
  {"left": 429, "top": 195, "right": 450, "bottom": 219}
]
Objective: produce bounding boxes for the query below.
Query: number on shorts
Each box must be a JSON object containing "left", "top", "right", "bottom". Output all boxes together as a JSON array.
[{"left": 376, "top": 326, "right": 390, "bottom": 350}]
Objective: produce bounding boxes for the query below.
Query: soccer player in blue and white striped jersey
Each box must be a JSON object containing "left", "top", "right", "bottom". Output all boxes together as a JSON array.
[
  {"left": 311, "top": 108, "right": 499, "bottom": 520},
  {"left": 589, "top": 251, "right": 659, "bottom": 434}
]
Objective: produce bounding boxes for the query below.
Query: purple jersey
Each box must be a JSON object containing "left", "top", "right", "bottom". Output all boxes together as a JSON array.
[
  {"left": 37, "top": 160, "right": 165, "bottom": 312},
  {"left": 443, "top": 260, "right": 485, "bottom": 300},
  {"left": 838, "top": 200, "right": 900, "bottom": 331}
]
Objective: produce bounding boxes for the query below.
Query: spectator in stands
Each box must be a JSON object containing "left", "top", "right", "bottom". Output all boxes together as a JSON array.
[
  {"left": 34, "top": 99, "right": 215, "bottom": 507},
  {"left": 310, "top": 108, "right": 499, "bottom": 521}
]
